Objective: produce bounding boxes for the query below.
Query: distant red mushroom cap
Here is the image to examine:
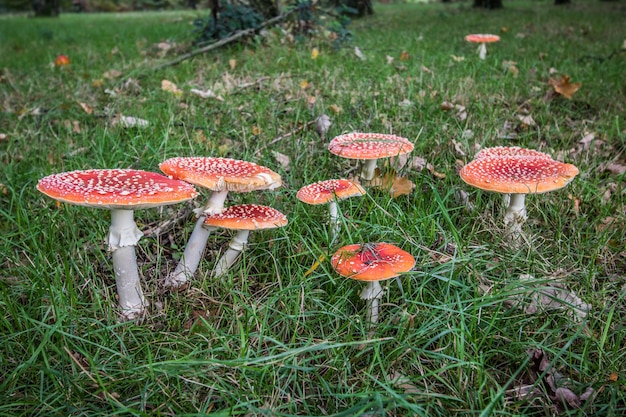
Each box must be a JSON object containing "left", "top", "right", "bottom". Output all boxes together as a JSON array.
[
  {"left": 37, "top": 169, "right": 197, "bottom": 209},
  {"left": 474, "top": 146, "right": 552, "bottom": 160},
  {"left": 328, "top": 133, "right": 414, "bottom": 160},
  {"left": 54, "top": 54, "right": 71, "bottom": 67},
  {"left": 159, "top": 157, "right": 282, "bottom": 192},
  {"left": 296, "top": 179, "right": 366, "bottom": 205},
  {"left": 204, "top": 204, "right": 288, "bottom": 230},
  {"left": 331, "top": 243, "right": 415, "bottom": 282},
  {"left": 465, "top": 34, "right": 501, "bottom": 43},
  {"left": 459, "top": 156, "right": 579, "bottom": 194}
]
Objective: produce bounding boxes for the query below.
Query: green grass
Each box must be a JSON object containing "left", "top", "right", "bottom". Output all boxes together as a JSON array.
[{"left": 1, "top": 1, "right": 625, "bottom": 415}]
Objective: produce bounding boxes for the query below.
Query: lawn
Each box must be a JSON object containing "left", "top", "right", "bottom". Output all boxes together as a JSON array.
[{"left": 0, "top": 0, "right": 625, "bottom": 415}]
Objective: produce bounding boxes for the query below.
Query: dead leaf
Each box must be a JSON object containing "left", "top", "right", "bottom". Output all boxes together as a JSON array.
[
  {"left": 161, "top": 79, "right": 182, "bottom": 96},
  {"left": 304, "top": 254, "right": 326, "bottom": 277},
  {"left": 113, "top": 115, "right": 149, "bottom": 128},
  {"left": 329, "top": 104, "right": 342, "bottom": 114},
  {"left": 507, "top": 274, "right": 590, "bottom": 321},
  {"left": 369, "top": 168, "right": 414, "bottom": 198},
  {"left": 386, "top": 55, "right": 394, "bottom": 65},
  {"left": 251, "top": 125, "right": 262, "bottom": 135},
  {"left": 390, "top": 175, "right": 415, "bottom": 198},
  {"left": 502, "top": 60, "right": 518, "bottom": 77},
  {"left": 311, "top": 48, "right": 319, "bottom": 60},
  {"left": 517, "top": 114, "right": 536, "bottom": 128},
  {"left": 604, "top": 162, "right": 626, "bottom": 175},
  {"left": 78, "top": 102, "right": 93, "bottom": 114},
  {"left": 103, "top": 69, "right": 122, "bottom": 79},
  {"left": 426, "top": 163, "right": 446, "bottom": 179},
  {"left": 229, "top": 59, "right": 236, "bottom": 70},
  {"left": 400, "top": 50, "right": 410, "bottom": 61},
  {"left": 354, "top": 46, "right": 365, "bottom": 61},
  {"left": 0, "top": 133, "right": 7, "bottom": 141},
  {"left": 190, "top": 88, "right": 224, "bottom": 101},
  {"left": 450, "top": 54, "right": 465, "bottom": 62},
  {"left": 271, "top": 151, "right": 290, "bottom": 171},
  {"left": 548, "top": 75, "right": 582, "bottom": 99},
  {"left": 315, "top": 114, "right": 331, "bottom": 137}
]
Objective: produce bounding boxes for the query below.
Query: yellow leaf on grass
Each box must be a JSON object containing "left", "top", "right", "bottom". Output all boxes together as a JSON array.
[
  {"left": 252, "top": 125, "right": 262, "bottom": 135},
  {"left": 548, "top": 75, "right": 581, "bottom": 99},
  {"left": 161, "top": 79, "right": 182, "bottom": 96},
  {"left": 399, "top": 50, "right": 410, "bottom": 61},
  {"left": 329, "top": 104, "right": 342, "bottom": 114},
  {"left": 300, "top": 80, "right": 310, "bottom": 89},
  {"left": 311, "top": 48, "right": 319, "bottom": 60},
  {"left": 229, "top": 59, "right": 236, "bottom": 70},
  {"left": 304, "top": 254, "right": 326, "bottom": 277},
  {"left": 369, "top": 169, "right": 415, "bottom": 199},
  {"left": 78, "top": 102, "right": 93, "bottom": 114}
]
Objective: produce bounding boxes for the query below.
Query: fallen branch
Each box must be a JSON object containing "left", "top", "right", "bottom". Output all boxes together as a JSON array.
[{"left": 156, "top": 11, "right": 295, "bottom": 70}]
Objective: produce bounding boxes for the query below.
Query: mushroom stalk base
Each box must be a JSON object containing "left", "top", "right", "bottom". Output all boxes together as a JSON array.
[
  {"left": 164, "top": 217, "right": 216, "bottom": 288},
  {"left": 478, "top": 43, "right": 487, "bottom": 60},
  {"left": 213, "top": 230, "right": 250, "bottom": 278},
  {"left": 504, "top": 193, "right": 527, "bottom": 243},
  {"left": 165, "top": 191, "right": 227, "bottom": 288},
  {"left": 329, "top": 201, "right": 340, "bottom": 241},
  {"left": 360, "top": 281, "right": 383, "bottom": 325},
  {"left": 112, "top": 245, "right": 146, "bottom": 320}
]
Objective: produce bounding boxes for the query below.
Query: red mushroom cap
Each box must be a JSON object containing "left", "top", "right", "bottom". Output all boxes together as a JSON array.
[
  {"left": 331, "top": 243, "right": 415, "bottom": 282},
  {"left": 54, "top": 54, "right": 70, "bottom": 67},
  {"left": 474, "top": 146, "right": 553, "bottom": 160},
  {"left": 159, "top": 157, "right": 282, "bottom": 192},
  {"left": 328, "top": 133, "right": 414, "bottom": 160},
  {"left": 459, "top": 156, "right": 579, "bottom": 194},
  {"left": 465, "top": 34, "right": 501, "bottom": 43},
  {"left": 37, "top": 169, "right": 197, "bottom": 209},
  {"left": 296, "top": 179, "right": 366, "bottom": 205},
  {"left": 204, "top": 204, "right": 288, "bottom": 230}
]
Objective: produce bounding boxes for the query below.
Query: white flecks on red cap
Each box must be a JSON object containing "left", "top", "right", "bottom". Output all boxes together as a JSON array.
[
  {"left": 296, "top": 179, "right": 365, "bottom": 205},
  {"left": 465, "top": 34, "right": 500, "bottom": 43},
  {"left": 460, "top": 156, "right": 579, "bottom": 194},
  {"left": 328, "top": 133, "right": 414, "bottom": 160},
  {"left": 37, "top": 169, "right": 197, "bottom": 209},
  {"left": 331, "top": 243, "right": 415, "bottom": 282},
  {"left": 159, "top": 157, "right": 282, "bottom": 192},
  {"left": 204, "top": 204, "right": 288, "bottom": 230},
  {"left": 474, "top": 146, "right": 553, "bottom": 160}
]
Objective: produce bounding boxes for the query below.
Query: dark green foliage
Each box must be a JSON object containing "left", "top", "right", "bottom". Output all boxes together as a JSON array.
[{"left": 193, "top": 4, "right": 265, "bottom": 45}]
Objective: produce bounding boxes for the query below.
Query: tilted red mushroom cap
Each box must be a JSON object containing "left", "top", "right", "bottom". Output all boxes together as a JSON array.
[
  {"left": 459, "top": 156, "right": 579, "bottom": 194},
  {"left": 328, "top": 133, "right": 414, "bottom": 160},
  {"left": 296, "top": 179, "right": 366, "bottom": 205},
  {"left": 465, "top": 34, "right": 501, "bottom": 43},
  {"left": 159, "top": 157, "right": 282, "bottom": 192},
  {"left": 331, "top": 243, "right": 415, "bottom": 282},
  {"left": 36, "top": 169, "right": 197, "bottom": 209},
  {"left": 204, "top": 204, "right": 288, "bottom": 230},
  {"left": 474, "top": 146, "right": 553, "bottom": 160}
]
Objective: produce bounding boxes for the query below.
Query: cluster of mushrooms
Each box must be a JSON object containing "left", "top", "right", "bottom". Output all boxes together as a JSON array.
[{"left": 37, "top": 132, "right": 579, "bottom": 322}]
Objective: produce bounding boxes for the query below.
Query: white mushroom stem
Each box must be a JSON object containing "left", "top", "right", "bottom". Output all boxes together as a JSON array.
[
  {"left": 212, "top": 230, "right": 250, "bottom": 278},
  {"left": 361, "top": 159, "right": 379, "bottom": 182},
  {"left": 503, "top": 193, "right": 527, "bottom": 242},
  {"left": 164, "top": 190, "right": 228, "bottom": 288},
  {"left": 108, "top": 209, "right": 146, "bottom": 320},
  {"left": 328, "top": 200, "right": 340, "bottom": 241},
  {"left": 360, "top": 281, "right": 384, "bottom": 324},
  {"left": 478, "top": 43, "right": 487, "bottom": 60}
]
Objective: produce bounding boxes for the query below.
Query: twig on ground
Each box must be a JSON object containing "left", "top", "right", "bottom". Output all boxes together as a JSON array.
[{"left": 155, "top": 11, "right": 295, "bottom": 70}]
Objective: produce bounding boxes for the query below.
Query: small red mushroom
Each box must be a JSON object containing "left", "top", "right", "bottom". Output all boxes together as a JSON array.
[
  {"left": 37, "top": 169, "right": 197, "bottom": 320},
  {"left": 204, "top": 204, "right": 288, "bottom": 278},
  {"left": 296, "top": 179, "right": 365, "bottom": 241},
  {"left": 465, "top": 34, "right": 500, "bottom": 60},
  {"left": 54, "top": 54, "right": 71, "bottom": 67},
  {"left": 459, "top": 150, "right": 579, "bottom": 241},
  {"left": 328, "top": 133, "right": 414, "bottom": 181},
  {"left": 331, "top": 243, "right": 415, "bottom": 324}
]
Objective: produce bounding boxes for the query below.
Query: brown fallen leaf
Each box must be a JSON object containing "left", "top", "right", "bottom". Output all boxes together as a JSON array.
[
  {"left": 271, "top": 150, "right": 290, "bottom": 171},
  {"left": 368, "top": 168, "right": 415, "bottom": 199},
  {"left": 548, "top": 75, "right": 582, "bottom": 99},
  {"left": 78, "top": 102, "right": 93, "bottom": 115},
  {"left": 161, "top": 79, "right": 182, "bottom": 96}
]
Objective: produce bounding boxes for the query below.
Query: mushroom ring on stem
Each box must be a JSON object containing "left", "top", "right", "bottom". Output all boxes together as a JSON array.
[
  {"left": 328, "top": 132, "right": 414, "bottom": 181},
  {"left": 465, "top": 34, "right": 500, "bottom": 60},
  {"left": 204, "top": 204, "right": 288, "bottom": 278},
  {"left": 296, "top": 179, "right": 365, "bottom": 241},
  {"left": 37, "top": 169, "right": 197, "bottom": 320},
  {"left": 159, "top": 157, "right": 281, "bottom": 288},
  {"left": 331, "top": 243, "right": 415, "bottom": 325},
  {"left": 459, "top": 150, "right": 579, "bottom": 241}
]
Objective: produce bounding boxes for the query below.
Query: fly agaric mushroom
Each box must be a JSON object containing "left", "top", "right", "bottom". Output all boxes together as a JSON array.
[
  {"left": 159, "top": 157, "right": 282, "bottom": 288},
  {"left": 459, "top": 153, "right": 579, "bottom": 241},
  {"left": 474, "top": 146, "right": 552, "bottom": 160},
  {"left": 465, "top": 34, "right": 500, "bottom": 60},
  {"left": 328, "top": 133, "right": 414, "bottom": 181},
  {"left": 37, "top": 169, "right": 197, "bottom": 320},
  {"left": 331, "top": 243, "right": 415, "bottom": 324},
  {"left": 296, "top": 179, "right": 365, "bottom": 241},
  {"left": 203, "top": 204, "right": 288, "bottom": 278},
  {"left": 54, "top": 54, "right": 70, "bottom": 67}
]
